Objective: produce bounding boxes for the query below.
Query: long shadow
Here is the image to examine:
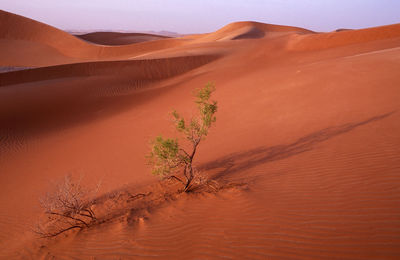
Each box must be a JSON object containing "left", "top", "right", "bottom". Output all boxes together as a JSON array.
[{"left": 200, "top": 111, "right": 396, "bottom": 180}]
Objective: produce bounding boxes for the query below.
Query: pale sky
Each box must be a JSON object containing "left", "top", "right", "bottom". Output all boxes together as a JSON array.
[{"left": 1, "top": 0, "right": 399, "bottom": 33}]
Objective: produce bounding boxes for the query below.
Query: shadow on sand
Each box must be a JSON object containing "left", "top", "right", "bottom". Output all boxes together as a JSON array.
[{"left": 200, "top": 111, "right": 395, "bottom": 180}]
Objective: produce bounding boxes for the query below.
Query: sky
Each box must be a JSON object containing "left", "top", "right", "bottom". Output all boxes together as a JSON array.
[{"left": 1, "top": 0, "right": 399, "bottom": 33}]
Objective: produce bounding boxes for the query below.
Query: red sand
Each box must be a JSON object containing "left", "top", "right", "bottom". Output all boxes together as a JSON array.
[{"left": 1, "top": 10, "right": 400, "bottom": 259}]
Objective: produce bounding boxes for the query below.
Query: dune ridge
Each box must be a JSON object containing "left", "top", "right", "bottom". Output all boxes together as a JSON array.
[
  {"left": 194, "top": 21, "right": 314, "bottom": 42},
  {"left": 0, "top": 55, "right": 219, "bottom": 86},
  {"left": 288, "top": 23, "right": 400, "bottom": 51},
  {"left": 0, "top": 54, "right": 220, "bottom": 155}
]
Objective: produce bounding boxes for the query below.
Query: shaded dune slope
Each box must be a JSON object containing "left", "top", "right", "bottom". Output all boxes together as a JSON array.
[
  {"left": 0, "top": 54, "right": 219, "bottom": 153},
  {"left": 76, "top": 32, "right": 170, "bottom": 45},
  {"left": 0, "top": 55, "right": 219, "bottom": 86}
]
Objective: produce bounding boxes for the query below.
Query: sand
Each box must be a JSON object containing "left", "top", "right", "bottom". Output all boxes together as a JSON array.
[{"left": 0, "top": 9, "right": 400, "bottom": 259}]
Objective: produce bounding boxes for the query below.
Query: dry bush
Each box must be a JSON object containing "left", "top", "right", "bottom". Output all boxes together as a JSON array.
[{"left": 35, "top": 175, "right": 100, "bottom": 238}]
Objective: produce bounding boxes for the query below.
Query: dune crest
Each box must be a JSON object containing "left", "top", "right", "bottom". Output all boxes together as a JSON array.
[
  {"left": 288, "top": 23, "right": 400, "bottom": 51},
  {"left": 195, "top": 21, "right": 313, "bottom": 42}
]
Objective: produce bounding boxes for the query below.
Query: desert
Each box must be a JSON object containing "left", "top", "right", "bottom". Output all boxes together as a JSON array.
[{"left": 0, "top": 3, "right": 400, "bottom": 259}]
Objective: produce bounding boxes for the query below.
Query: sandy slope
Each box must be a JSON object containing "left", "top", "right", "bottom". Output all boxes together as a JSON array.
[{"left": 1, "top": 11, "right": 400, "bottom": 259}]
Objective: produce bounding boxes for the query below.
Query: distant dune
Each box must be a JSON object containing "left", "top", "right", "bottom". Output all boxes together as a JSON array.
[
  {"left": 288, "top": 23, "right": 400, "bottom": 51},
  {"left": 0, "top": 10, "right": 185, "bottom": 66},
  {"left": 75, "top": 32, "right": 171, "bottom": 45},
  {"left": 1, "top": 10, "right": 400, "bottom": 260},
  {"left": 193, "top": 21, "right": 314, "bottom": 42}
]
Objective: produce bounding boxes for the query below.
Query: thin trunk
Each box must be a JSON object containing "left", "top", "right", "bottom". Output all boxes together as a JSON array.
[
  {"left": 182, "top": 138, "right": 201, "bottom": 192},
  {"left": 183, "top": 176, "right": 193, "bottom": 192},
  {"left": 183, "top": 164, "right": 194, "bottom": 192},
  {"left": 190, "top": 140, "right": 200, "bottom": 160}
]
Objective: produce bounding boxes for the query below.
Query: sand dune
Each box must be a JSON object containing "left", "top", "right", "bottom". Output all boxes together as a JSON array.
[
  {"left": 0, "top": 10, "right": 186, "bottom": 66},
  {"left": 76, "top": 32, "right": 171, "bottom": 45},
  {"left": 0, "top": 11, "right": 315, "bottom": 67},
  {"left": 288, "top": 23, "right": 400, "bottom": 51},
  {"left": 1, "top": 10, "right": 400, "bottom": 259},
  {"left": 194, "top": 21, "right": 313, "bottom": 42},
  {"left": 0, "top": 55, "right": 219, "bottom": 86},
  {"left": 0, "top": 54, "right": 219, "bottom": 155}
]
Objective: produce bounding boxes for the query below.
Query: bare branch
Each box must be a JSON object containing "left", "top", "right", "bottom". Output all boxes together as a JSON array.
[
  {"left": 47, "top": 212, "right": 89, "bottom": 227},
  {"left": 35, "top": 225, "right": 83, "bottom": 238},
  {"left": 167, "top": 175, "right": 185, "bottom": 184},
  {"left": 179, "top": 148, "right": 190, "bottom": 158},
  {"left": 37, "top": 175, "right": 99, "bottom": 238}
]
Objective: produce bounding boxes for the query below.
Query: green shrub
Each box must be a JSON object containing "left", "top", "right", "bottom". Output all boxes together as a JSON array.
[{"left": 148, "top": 83, "right": 217, "bottom": 192}]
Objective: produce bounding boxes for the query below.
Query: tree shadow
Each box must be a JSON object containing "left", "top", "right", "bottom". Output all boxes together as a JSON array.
[{"left": 200, "top": 111, "right": 396, "bottom": 180}]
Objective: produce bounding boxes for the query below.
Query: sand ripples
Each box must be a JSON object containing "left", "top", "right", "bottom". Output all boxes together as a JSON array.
[{"left": 22, "top": 112, "right": 400, "bottom": 259}]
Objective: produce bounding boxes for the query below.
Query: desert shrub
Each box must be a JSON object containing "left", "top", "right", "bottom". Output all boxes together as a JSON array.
[
  {"left": 35, "top": 175, "right": 100, "bottom": 237},
  {"left": 147, "top": 83, "right": 217, "bottom": 192}
]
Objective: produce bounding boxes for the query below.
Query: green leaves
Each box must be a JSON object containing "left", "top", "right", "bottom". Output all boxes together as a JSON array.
[
  {"left": 148, "top": 83, "right": 218, "bottom": 181},
  {"left": 172, "top": 110, "right": 186, "bottom": 132},
  {"left": 196, "top": 82, "right": 215, "bottom": 104},
  {"left": 148, "top": 135, "right": 184, "bottom": 177},
  {"left": 195, "top": 82, "right": 218, "bottom": 137}
]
